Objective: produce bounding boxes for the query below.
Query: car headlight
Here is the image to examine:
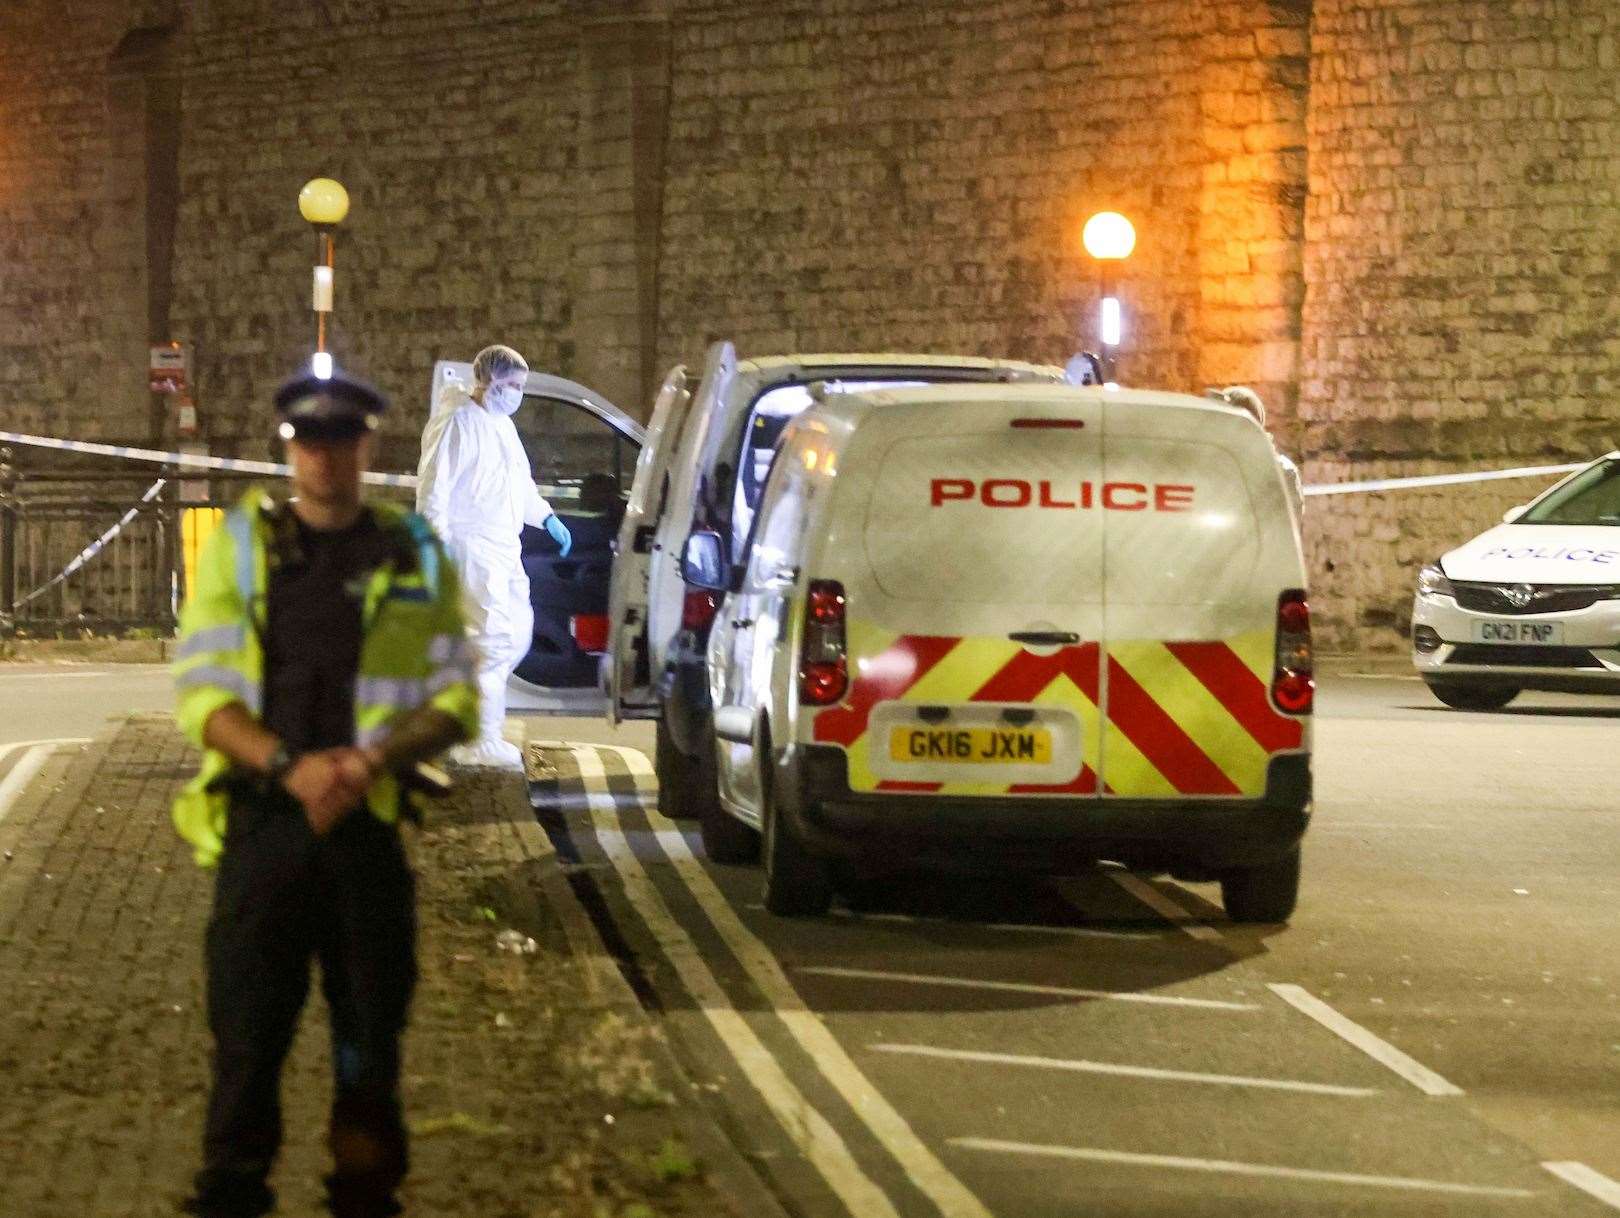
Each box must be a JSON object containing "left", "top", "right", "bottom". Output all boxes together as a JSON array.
[{"left": 1417, "top": 563, "right": 1454, "bottom": 599}]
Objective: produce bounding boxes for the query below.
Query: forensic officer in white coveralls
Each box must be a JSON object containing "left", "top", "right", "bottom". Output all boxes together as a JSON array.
[{"left": 415, "top": 344, "right": 572, "bottom": 768}]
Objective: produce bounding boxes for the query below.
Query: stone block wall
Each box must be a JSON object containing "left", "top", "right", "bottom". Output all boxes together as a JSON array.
[
  {"left": 169, "top": 0, "right": 580, "bottom": 470},
  {"left": 1301, "top": 0, "right": 1620, "bottom": 648},
  {"left": 0, "top": 2, "right": 178, "bottom": 442},
  {"left": 658, "top": 0, "right": 1214, "bottom": 386}
]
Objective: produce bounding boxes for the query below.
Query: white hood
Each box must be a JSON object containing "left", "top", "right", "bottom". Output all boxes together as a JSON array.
[
  {"left": 431, "top": 380, "right": 476, "bottom": 417},
  {"left": 1442, "top": 523, "right": 1620, "bottom": 584}
]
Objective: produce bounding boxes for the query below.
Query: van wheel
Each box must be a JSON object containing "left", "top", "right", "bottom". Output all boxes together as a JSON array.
[
  {"left": 760, "top": 742, "right": 831, "bottom": 917},
  {"left": 1423, "top": 680, "right": 1519, "bottom": 711},
  {"left": 1219, "top": 846, "right": 1301, "bottom": 923},
  {"left": 700, "top": 747, "right": 761, "bottom": 865},
  {"left": 655, "top": 718, "right": 718, "bottom": 819}
]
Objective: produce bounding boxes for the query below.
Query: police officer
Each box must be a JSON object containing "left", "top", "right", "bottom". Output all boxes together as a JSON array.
[{"left": 172, "top": 370, "right": 478, "bottom": 1218}]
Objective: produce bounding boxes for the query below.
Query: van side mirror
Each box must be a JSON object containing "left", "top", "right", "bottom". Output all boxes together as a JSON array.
[
  {"left": 1502, "top": 505, "right": 1527, "bottom": 524},
  {"left": 681, "top": 531, "right": 729, "bottom": 591}
]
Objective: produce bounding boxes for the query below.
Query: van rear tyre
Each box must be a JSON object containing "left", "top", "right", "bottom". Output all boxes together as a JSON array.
[
  {"left": 701, "top": 786, "right": 761, "bottom": 865},
  {"left": 1423, "top": 680, "right": 1519, "bottom": 711},
  {"left": 1219, "top": 846, "right": 1300, "bottom": 924},
  {"left": 760, "top": 754, "right": 831, "bottom": 917},
  {"left": 655, "top": 718, "right": 719, "bottom": 820}
]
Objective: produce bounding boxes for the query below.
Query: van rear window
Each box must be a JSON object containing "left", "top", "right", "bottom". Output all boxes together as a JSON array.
[
  {"left": 1104, "top": 440, "right": 1261, "bottom": 607},
  {"left": 862, "top": 433, "right": 1260, "bottom": 606},
  {"left": 865, "top": 431, "right": 1107, "bottom": 606}
]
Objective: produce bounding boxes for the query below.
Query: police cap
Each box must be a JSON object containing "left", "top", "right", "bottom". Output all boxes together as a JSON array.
[{"left": 273, "top": 369, "right": 388, "bottom": 441}]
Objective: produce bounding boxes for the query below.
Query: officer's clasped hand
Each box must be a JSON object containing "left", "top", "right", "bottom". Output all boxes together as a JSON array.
[
  {"left": 281, "top": 747, "right": 378, "bottom": 836},
  {"left": 544, "top": 513, "right": 572, "bottom": 557}
]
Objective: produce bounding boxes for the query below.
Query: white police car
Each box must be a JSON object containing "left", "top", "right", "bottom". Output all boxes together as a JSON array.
[{"left": 1413, "top": 453, "right": 1620, "bottom": 709}]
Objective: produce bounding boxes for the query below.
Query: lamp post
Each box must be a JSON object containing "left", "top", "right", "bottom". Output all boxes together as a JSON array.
[
  {"left": 1081, "top": 211, "right": 1136, "bottom": 383},
  {"left": 297, "top": 177, "right": 350, "bottom": 380}
]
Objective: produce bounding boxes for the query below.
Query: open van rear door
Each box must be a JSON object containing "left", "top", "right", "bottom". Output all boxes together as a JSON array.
[{"left": 607, "top": 365, "right": 694, "bottom": 722}]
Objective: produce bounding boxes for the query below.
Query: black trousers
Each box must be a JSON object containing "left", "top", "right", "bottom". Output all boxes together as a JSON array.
[{"left": 193, "top": 782, "right": 417, "bottom": 1218}]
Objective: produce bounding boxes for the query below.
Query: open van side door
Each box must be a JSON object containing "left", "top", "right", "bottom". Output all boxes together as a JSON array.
[
  {"left": 428, "top": 360, "right": 646, "bottom": 715},
  {"left": 607, "top": 364, "right": 692, "bottom": 722}
]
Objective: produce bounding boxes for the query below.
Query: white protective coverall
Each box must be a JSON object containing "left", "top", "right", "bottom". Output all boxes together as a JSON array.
[{"left": 416, "top": 381, "right": 555, "bottom": 766}]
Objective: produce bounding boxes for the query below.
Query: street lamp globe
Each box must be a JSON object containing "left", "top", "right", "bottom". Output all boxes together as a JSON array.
[
  {"left": 1082, "top": 211, "right": 1136, "bottom": 261},
  {"left": 298, "top": 177, "right": 350, "bottom": 227}
]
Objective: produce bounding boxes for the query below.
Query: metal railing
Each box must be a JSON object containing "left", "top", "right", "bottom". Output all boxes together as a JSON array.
[{"left": 0, "top": 450, "right": 255, "bottom": 637}]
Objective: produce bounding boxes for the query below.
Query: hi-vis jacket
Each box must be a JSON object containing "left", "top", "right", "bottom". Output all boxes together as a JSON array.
[{"left": 172, "top": 488, "right": 479, "bottom": 867}]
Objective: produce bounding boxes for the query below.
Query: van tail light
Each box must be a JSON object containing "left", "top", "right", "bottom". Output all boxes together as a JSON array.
[
  {"left": 1271, "top": 589, "right": 1314, "bottom": 715},
  {"left": 681, "top": 588, "right": 719, "bottom": 632},
  {"left": 570, "top": 614, "right": 609, "bottom": 655},
  {"left": 799, "top": 580, "right": 848, "bottom": 705}
]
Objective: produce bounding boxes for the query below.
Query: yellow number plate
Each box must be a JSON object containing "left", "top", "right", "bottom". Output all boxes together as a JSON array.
[{"left": 888, "top": 726, "right": 1052, "bottom": 765}]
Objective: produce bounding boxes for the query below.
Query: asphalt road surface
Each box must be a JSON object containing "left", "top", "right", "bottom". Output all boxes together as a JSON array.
[
  {"left": 0, "top": 663, "right": 172, "bottom": 747},
  {"left": 530, "top": 676, "right": 1620, "bottom": 1217},
  {"left": 3, "top": 665, "right": 1615, "bottom": 1214}
]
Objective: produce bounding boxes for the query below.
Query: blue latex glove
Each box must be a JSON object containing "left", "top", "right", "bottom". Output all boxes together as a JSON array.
[{"left": 544, "top": 514, "right": 572, "bottom": 557}]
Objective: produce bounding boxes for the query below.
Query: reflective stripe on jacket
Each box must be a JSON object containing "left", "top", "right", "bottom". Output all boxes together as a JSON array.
[{"left": 172, "top": 488, "right": 479, "bottom": 866}]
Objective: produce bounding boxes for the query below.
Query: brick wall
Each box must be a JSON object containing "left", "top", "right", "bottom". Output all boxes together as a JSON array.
[{"left": 1301, "top": 0, "right": 1620, "bottom": 649}]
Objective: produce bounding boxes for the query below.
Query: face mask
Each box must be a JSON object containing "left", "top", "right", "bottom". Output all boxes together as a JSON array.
[{"left": 487, "top": 384, "right": 523, "bottom": 416}]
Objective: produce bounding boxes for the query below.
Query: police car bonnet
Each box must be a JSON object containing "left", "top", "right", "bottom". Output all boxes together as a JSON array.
[{"left": 1441, "top": 521, "right": 1620, "bottom": 584}]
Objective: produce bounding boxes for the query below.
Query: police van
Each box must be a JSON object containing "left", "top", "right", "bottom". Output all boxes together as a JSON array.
[
  {"left": 680, "top": 383, "right": 1313, "bottom": 920},
  {"left": 1413, "top": 451, "right": 1620, "bottom": 708},
  {"left": 604, "top": 345, "right": 1068, "bottom": 813}
]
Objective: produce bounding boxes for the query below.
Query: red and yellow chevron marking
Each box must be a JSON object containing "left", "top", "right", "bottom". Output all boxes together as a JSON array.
[
  {"left": 1102, "top": 632, "right": 1303, "bottom": 798},
  {"left": 810, "top": 622, "right": 1304, "bottom": 798}
]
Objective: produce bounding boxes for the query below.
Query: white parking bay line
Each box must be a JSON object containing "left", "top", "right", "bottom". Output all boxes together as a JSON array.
[
  {"left": 1543, "top": 1162, "right": 1620, "bottom": 1211},
  {"left": 798, "top": 966, "right": 1257, "bottom": 1012},
  {"left": 949, "top": 1139, "right": 1536, "bottom": 1199},
  {"left": 565, "top": 750, "right": 904, "bottom": 1218},
  {"left": 0, "top": 742, "right": 78, "bottom": 826},
  {"left": 581, "top": 744, "right": 994, "bottom": 1218},
  {"left": 1268, "top": 984, "right": 1464, "bottom": 1097},
  {"left": 1100, "top": 871, "right": 1226, "bottom": 943},
  {"left": 871, "top": 1044, "right": 1378, "bottom": 1097},
  {"left": 0, "top": 670, "right": 114, "bottom": 679}
]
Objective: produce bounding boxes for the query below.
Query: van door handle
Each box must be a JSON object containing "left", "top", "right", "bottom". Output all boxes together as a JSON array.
[
  {"left": 1009, "top": 630, "right": 1080, "bottom": 646},
  {"left": 732, "top": 618, "right": 754, "bottom": 629}
]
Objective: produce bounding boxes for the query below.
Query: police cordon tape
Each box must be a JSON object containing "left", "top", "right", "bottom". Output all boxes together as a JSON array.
[
  {"left": 0, "top": 430, "right": 419, "bottom": 488},
  {"left": 0, "top": 428, "right": 1596, "bottom": 498},
  {"left": 15, "top": 478, "right": 167, "bottom": 609},
  {"left": 1301, "top": 461, "right": 1588, "bottom": 497}
]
